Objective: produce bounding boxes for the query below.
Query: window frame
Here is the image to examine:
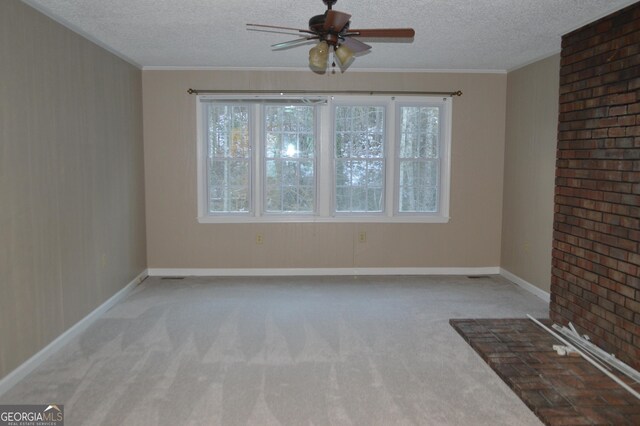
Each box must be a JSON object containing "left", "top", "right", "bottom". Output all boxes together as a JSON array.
[
  {"left": 260, "top": 104, "right": 320, "bottom": 217},
  {"left": 197, "top": 100, "right": 255, "bottom": 217},
  {"left": 196, "top": 94, "right": 452, "bottom": 223},
  {"left": 394, "top": 100, "right": 451, "bottom": 219},
  {"left": 331, "top": 98, "right": 389, "bottom": 217}
]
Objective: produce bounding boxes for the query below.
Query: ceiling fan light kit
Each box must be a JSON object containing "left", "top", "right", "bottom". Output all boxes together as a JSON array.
[
  {"left": 309, "top": 41, "right": 329, "bottom": 70},
  {"left": 247, "top": 0, "right": 415, "bottom": 73},
  {"left": 334, "top": 43, "right": 354, "bottom": 66}
]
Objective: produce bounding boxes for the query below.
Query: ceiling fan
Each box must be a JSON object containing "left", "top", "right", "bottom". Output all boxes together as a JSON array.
[{"left": 247, "top": 0, "right": 415, "bottom": 72}]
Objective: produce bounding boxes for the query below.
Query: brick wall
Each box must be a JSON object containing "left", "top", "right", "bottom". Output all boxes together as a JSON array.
[{"left": 551, "top": 2, "right": 640, "bottom": 368}]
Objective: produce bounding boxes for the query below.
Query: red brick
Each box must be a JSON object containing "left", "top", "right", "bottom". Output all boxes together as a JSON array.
[
  {"left": 554, "top": 2, "right": 640, "bottom": 369},
  {"left": 608, "top": 105, "right": 628, "bottom": 116}
]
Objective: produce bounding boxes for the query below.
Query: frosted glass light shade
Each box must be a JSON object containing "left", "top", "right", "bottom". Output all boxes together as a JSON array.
[
  {"left": 316, "top": 41, "right": 329, "bottom": 55},
  {"left": 309, "top": 41, "right": 329, "bottom": 70},
  {"left": 335, "top": 44, "right": 354, "bottom": 65}
]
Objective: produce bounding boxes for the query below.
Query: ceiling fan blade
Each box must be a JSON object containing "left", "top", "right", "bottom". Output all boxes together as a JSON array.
[
  {"left": 248, "top": 29, "right": 312, "bottom": 38},
  {"left": 341, "top": 37, "right": 371, "bottom": 53},
  {"left": 247, "top": 23, "right": 316, "bottom": 35},
  {"left": 271, "top": 37, "right": 319, "bottom": 50},
  {"left": 346, "top": 28, "right": 415, "bottom": 38},
  {"left": 324, "top": 10, "right": 351, "bottom": 32}
]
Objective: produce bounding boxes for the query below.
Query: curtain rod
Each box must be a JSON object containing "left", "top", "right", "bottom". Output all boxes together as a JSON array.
[{"left": 187, "top": 88, "right": 463, "bottom": 97}]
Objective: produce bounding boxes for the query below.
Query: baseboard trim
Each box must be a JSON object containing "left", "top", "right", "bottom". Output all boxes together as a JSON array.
[
  {"left": 147, "top": 267, "right": 501, "bottom": 277},
  {"left": 0, "top": 269, "right": 148, "bottom": 397},
  {"left": 500, "top": 268, "right": 551, "bottom": 302}
]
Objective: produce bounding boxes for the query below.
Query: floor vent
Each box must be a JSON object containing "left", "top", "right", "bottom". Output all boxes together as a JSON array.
[
  {"left": 161, "top": 276, "right": 186, "bottom": 280},
  {"left": 467, "top": 275, "right": 490, "bottom": 279}
]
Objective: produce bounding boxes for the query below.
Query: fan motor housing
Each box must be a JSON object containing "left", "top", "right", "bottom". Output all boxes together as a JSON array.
[
  {"left": 309, "top": 13, "right": 349, "bottom": 46},
  {"left": 308, "top": 14, "right": 325, "bottom": 32}
]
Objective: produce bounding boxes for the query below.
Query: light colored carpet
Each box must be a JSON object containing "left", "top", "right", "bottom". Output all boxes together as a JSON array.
[{"left": 1, "top": 275, "right": 547, "bottom": 425}]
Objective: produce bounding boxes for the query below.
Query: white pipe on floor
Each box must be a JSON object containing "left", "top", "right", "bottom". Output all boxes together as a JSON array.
[
  {"left": 553, "top": 324, "right": 640, "bottom": 381},
  {"left": 527, "top": 315, "right": 640, "bottom": 400}
]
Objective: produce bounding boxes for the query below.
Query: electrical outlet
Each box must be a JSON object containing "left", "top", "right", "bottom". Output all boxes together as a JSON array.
[
  {"left": 358, "top": 231, "right": 367, "bottom": 243},
  {"left": 256, "top": 234, "right": 264, "bottom": 245}
]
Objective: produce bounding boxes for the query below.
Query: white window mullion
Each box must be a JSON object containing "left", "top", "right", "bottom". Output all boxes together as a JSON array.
[
  {"left": 318, "top": 102, "right": 332, "bottom": 217},
  {"left": 253, "top": 103, "right": 262, "bottom": 217},
  {"left": 440, "top": 98, "right": 452, "bottom": 219},
  {"left": 196, "top": 99, "right": 206, "bottom": 218},
  {"left": 386, "top": 98, "right": 396, "bottom": 217}
]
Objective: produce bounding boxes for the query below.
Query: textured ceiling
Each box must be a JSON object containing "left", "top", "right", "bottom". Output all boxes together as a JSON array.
[{"left": 22, "top": 0, "right": 639, "bottom": 71}]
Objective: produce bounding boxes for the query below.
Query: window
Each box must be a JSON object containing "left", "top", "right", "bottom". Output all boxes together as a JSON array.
[
  {"left": 334, "top": 105, "right": 385, "bottom": 213},
  {"left": 264, "top": 105, "right": 316, "bottom": 214},
  {"left": 204, "top": 103, "right": 251, "bottom": 214},
  {"left": 397, "top": 104, "right": 442, "bottom": 213},
  {"left": 197, "top": 95, "right": 451, "bottom": 223}
]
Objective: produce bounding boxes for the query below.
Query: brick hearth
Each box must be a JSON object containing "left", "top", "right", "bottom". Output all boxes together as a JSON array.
[{"left": 451, "top": 318, "right": 640, "bottom": 426}]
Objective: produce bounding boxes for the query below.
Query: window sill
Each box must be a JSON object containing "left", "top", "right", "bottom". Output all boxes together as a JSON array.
[{"left": 197, "top": 215, "right": 450, "bottom": 224}]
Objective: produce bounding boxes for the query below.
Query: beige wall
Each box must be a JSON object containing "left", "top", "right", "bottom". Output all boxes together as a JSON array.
[
  {"left": 501, "top": 54, "right": 560, "bottom": 292},
  {"left": 143, "top": 70, "right": 507, "bottom": 269},
  {"left": 0, "top": 2, "right": 146, "bottom": 379}
]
